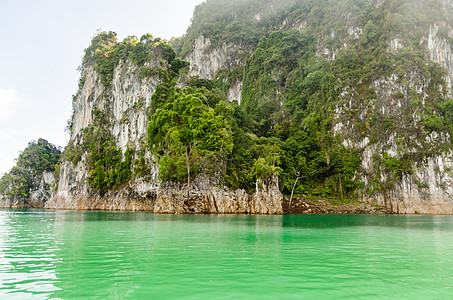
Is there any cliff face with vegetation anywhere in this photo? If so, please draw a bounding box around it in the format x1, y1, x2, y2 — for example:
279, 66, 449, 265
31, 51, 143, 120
43, 31, 283, 213
2, 0, 453, 214
0, 139, 61, 208
175, 0, 453, 214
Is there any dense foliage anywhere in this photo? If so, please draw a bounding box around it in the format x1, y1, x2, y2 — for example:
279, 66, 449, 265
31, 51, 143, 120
0, 139, 61, 199
148, 88, 234, 184
146, 65, 361, 197
82, 31, 176, 88
85, 127, 132, 195
180, 0, 294, 56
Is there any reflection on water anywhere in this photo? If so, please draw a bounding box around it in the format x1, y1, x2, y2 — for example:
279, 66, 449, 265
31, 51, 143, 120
0, 210, 453, 299
0, 210, 60, 299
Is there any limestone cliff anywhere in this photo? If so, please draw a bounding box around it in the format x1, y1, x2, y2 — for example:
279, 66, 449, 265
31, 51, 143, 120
178, 0, 453, 214
50, 59, 162, 211
48, 33, 282, 214
183, 36, 249, 104
317, 1, 453, 214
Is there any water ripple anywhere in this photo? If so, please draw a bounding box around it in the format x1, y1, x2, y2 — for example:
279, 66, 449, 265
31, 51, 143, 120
1, 210, 453, 299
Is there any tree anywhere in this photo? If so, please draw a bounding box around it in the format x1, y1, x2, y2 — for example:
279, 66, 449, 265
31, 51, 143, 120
289, 170, 306, 208
148, 87, 234, 195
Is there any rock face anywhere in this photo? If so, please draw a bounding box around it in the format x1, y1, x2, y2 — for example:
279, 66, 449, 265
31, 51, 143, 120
253, 177, 283, 214
49, 164, 283, 214
184, 36, 247, 105
0, 196, 30, 209
371, 23, 453, 214
185, 36, 247, 80
359, 150, 453, 214
226, 80, 243, 104
153, 177, 282, 214
0, 171, 55, 209
331, 20, 453, 214
29, 172, 55, 207
50, 49, 163, 211
426, 23, 453, 95
51, 60, 162, 211
71, 62, 161, 152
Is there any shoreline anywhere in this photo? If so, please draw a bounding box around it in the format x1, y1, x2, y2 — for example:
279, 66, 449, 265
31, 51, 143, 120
282, 197, 392, 215
0, 198, 392, 215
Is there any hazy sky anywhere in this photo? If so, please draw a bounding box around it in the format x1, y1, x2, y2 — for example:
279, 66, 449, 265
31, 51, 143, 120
0, 0, 205, 175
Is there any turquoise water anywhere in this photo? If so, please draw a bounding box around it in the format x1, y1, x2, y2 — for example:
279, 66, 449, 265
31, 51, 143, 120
0, 210, 452, 299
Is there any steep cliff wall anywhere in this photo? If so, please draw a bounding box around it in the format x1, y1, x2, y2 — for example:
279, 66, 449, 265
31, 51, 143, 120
426, 23, 453, 95
183, 0, 453, 214
183, 36, 249, 104
50, 60, 162, 211
331, 18, 453, 214
365, 21, 453, 214
185, 36, 245, 80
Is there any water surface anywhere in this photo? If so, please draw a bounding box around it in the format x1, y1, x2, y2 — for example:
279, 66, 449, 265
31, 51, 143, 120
0, 210, 452, 299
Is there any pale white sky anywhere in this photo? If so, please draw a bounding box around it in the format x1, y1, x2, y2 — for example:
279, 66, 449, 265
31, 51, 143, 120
0, 0, 204, 175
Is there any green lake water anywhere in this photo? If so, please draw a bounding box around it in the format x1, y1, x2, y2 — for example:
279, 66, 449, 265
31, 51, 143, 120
0, 210, 452, 299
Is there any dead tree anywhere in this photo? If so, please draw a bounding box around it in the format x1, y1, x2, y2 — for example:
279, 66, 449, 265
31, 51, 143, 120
289, 170, 305, 208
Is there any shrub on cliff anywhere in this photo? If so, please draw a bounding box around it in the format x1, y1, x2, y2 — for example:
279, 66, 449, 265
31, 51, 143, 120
82, 31, 177, 88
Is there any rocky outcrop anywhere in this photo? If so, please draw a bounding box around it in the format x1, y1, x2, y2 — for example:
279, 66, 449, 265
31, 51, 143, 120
48, 173, 283, 214
252, 177, 283, 214
154, 181, 250, 214
0, 171, 55, 209
47, 184, 156, 211
52, 57, 160, 210
358, 24, 453, 213
29, 172, 55, 207
425, 23, 453, 95
184, 36, 247, 105
71, 62, 161, 151
71, 67, 105, 139
364, 154, 453, 214
151, 176, 282, 214
154, 178, 283, 214
334, 72, 453, 214
226, 80, 243, 104
0, 196, 30, 209
53, 59, 162, 212
110, 62, 161, 152
184, 36, 247, 80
